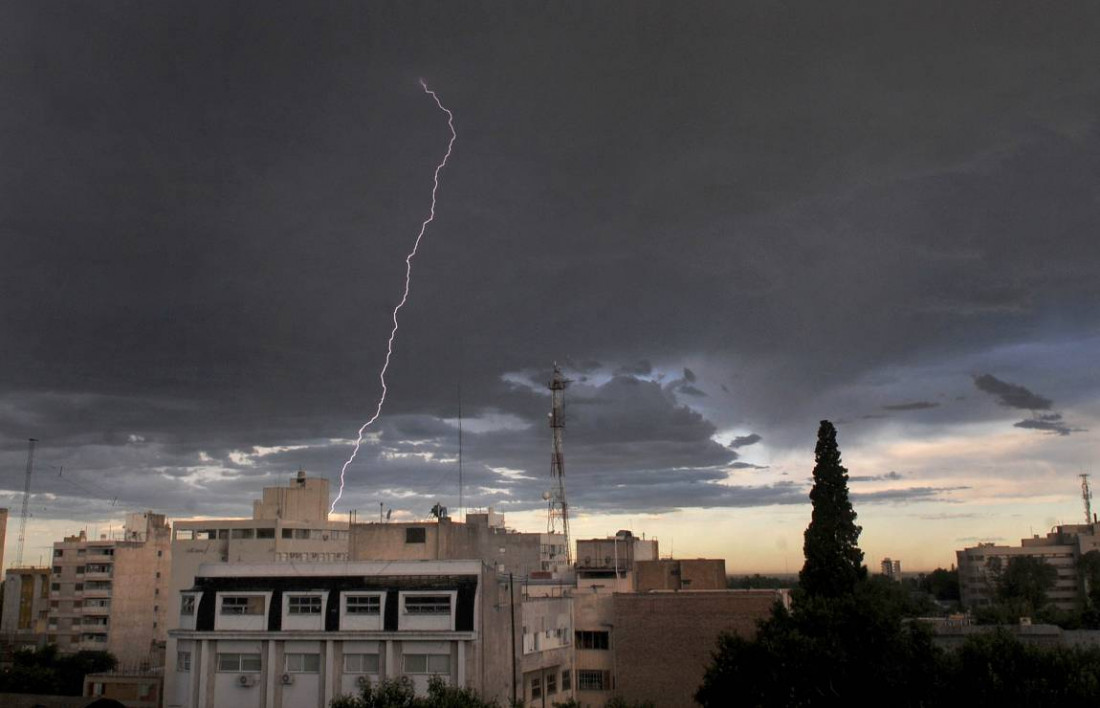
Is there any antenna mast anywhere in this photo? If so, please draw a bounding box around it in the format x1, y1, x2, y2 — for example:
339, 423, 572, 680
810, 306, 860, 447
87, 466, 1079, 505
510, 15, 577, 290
458, 383, 464, 520
1082, 473, 1093, 525
547, 364, 572, 564
16, 438, 37, 568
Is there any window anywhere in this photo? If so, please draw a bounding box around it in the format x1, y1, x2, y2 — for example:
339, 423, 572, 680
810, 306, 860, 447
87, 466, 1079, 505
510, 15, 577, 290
76, 566, 86, 574
547, 672, 557, 695
288, 595, 322, 614
52, 566, 61, 574
217, 653, 262, 672
231, 528, 254, 540
75, 583, 84, 591
404, 654, 450, 674
285, 653, 321, 673
51, 583, 60, 591
531, 677, 542, 699
343, 653, 380, 674
157, 550, 163, 557
282, 529, 293, 539
177, 652, 191, 672
221, 595, 264, 615
575, 630, 610, 650
404, 595, 450, 615
180, 596, 196, 615
256, 528, 275, 539
578, 670, 609, 691
54, 549, 63, 557
405, 527, 426, 544
562, 670, 571, 691
346, 595, 381, 615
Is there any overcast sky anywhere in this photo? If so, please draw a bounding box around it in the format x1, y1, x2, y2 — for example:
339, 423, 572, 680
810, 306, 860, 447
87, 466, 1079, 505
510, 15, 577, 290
3, 1, 1100, 572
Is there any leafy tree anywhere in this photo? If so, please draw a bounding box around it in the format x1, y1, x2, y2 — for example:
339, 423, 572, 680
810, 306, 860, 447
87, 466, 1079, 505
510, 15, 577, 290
918, 567, 960, 602
996, 556, 1058, 615
799, 420, 866, 598
332, 676, 498, 708
0, 645, 117, 696
728, 574, 791, 590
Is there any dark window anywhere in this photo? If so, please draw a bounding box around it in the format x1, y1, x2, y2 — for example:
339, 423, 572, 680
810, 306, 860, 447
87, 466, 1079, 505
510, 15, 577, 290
578, 670, 610, 691
288, 595, 322, 614
221, 596, 264, 615
404, 595, 450, 615
346, 595, 381, 615
562, 670, 571, 691
406, 527, 426, 544
256, 528, 275, 539
282, 529, 294, 539
575, 630, 610, 649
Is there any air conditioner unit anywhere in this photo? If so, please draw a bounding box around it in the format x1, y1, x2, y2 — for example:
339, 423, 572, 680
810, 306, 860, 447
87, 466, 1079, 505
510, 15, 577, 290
237, 675, 256, 687
281, 673, 295, 685
356, 675, 371, 688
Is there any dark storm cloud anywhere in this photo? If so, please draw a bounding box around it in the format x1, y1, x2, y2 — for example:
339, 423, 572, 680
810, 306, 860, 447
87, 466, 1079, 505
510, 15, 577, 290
730, 462, 768, 470
882, 401, 940, 411
851, 486, 969, 503
973, 375, 1053, 410
849, 471, 904, 482
2, 1, 1099, 523
729, 434, 762, 449
615, 360, 653, 376
1013, 417, 1079, 436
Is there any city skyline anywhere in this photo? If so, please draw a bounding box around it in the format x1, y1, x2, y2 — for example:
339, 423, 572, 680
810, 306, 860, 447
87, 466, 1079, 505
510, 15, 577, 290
3, 2, 1100, 573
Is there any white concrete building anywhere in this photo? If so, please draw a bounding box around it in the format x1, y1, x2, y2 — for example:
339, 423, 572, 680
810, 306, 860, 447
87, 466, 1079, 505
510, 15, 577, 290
166, 560, 571, 708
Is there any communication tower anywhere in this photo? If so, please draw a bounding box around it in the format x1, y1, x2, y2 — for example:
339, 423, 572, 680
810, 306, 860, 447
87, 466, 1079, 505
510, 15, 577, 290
1082, 473, 1093, 525
546, 364, 572, 564
16, 438, 37, 568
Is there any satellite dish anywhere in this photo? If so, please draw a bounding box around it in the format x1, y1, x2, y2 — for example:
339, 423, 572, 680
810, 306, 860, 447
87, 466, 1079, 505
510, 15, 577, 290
541, 491, 552, 501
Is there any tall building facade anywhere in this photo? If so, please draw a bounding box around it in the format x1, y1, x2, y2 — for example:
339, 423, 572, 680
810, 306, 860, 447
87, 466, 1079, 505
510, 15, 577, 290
957, 523, 1100, 611
48, 511, 172, 665
1, 566, 50, 649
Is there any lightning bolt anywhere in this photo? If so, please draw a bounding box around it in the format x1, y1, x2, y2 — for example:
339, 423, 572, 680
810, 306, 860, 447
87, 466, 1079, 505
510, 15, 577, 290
330, 79, 456, 513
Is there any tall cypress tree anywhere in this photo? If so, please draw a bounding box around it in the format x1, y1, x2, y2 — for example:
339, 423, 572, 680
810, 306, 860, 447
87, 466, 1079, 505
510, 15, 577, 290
800, 419, 866, 598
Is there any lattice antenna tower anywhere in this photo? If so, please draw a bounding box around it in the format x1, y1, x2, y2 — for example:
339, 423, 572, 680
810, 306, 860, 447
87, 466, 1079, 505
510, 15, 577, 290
16, 438, 37, 568
1082, 473, 1093, 525
546, 363, 572, 564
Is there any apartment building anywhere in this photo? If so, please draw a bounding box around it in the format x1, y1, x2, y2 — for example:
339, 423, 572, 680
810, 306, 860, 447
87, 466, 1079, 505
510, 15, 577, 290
48, 511, 172, 665
166, 560, 573, 708
957, 523, 1100, 611
0, 567, 50, 649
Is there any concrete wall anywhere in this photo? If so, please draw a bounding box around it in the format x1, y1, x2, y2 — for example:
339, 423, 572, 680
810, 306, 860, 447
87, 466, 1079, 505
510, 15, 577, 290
635, 559, 726, 591
0, 508, 7, 573
612, 590, 780, 708
349, 517, 567, 577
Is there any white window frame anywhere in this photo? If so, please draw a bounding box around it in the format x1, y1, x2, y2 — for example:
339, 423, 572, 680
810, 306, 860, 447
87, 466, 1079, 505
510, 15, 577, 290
284, 653, 321, 673
286, 594, 324, 615
343, 653, 380, 674
219, 595, 265, 616
216, 653, 262, 673
344, 593, 382, 616
403, 653, 451, 674
402, 594, 452, 615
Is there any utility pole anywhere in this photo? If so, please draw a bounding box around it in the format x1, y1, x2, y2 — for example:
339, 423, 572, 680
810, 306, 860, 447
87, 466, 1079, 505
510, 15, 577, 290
546, 364, 572, 565
16, 438, 37, 568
